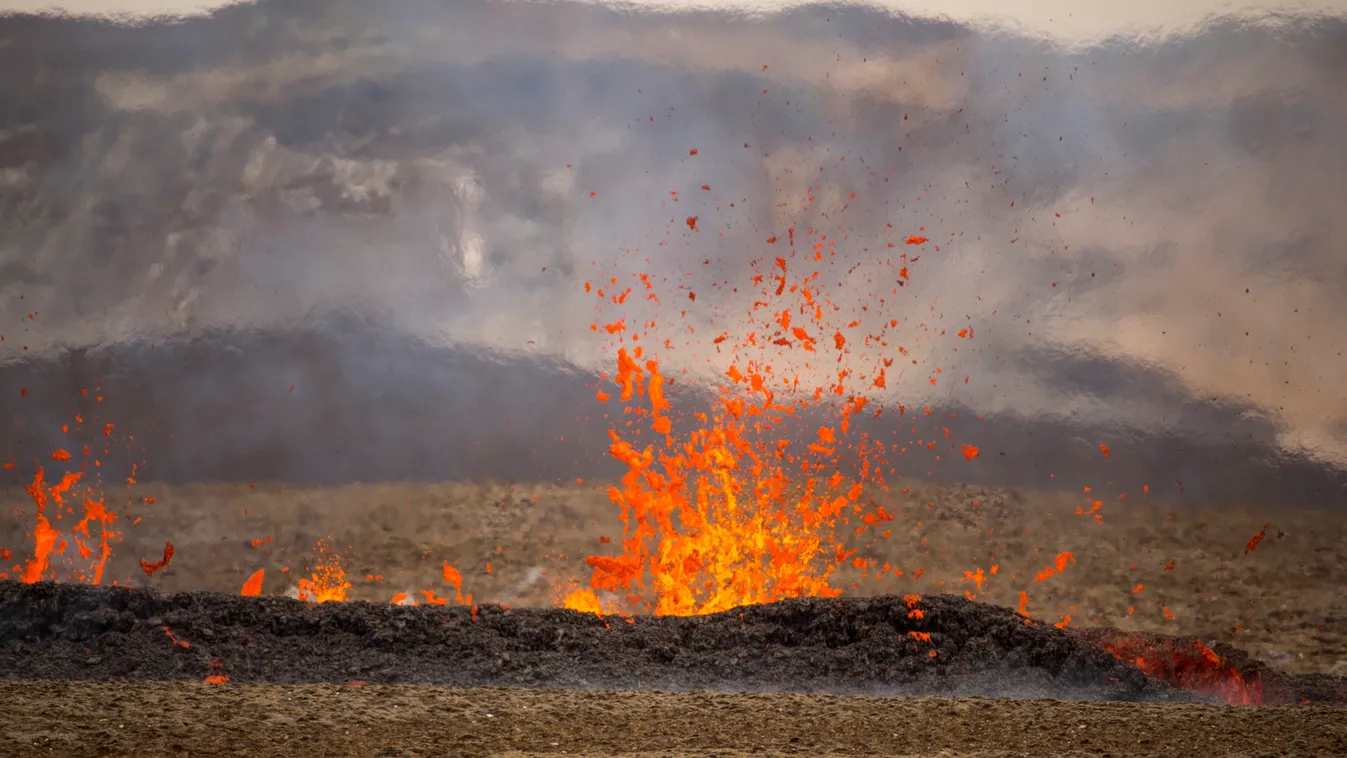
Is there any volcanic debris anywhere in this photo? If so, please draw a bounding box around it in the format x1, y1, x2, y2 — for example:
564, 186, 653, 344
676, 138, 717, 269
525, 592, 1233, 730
0, 580, 1201, 701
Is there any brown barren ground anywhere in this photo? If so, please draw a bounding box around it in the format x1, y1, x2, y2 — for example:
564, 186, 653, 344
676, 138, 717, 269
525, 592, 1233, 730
2, 479, 1341, 674
2, 480, 1347, 757
2, 680, 1346, 758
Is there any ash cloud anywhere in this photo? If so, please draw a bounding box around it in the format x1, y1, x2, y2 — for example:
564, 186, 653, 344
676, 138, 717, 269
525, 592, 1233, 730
0, 0, 1345, 505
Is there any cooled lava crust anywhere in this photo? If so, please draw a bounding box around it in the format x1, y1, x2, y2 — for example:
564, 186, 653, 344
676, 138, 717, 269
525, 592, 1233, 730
0, 580, 1334, 704
0, 581, 1156, 699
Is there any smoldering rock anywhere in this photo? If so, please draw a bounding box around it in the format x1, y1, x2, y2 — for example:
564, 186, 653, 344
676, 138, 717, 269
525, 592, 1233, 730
0, 579, 1202, 702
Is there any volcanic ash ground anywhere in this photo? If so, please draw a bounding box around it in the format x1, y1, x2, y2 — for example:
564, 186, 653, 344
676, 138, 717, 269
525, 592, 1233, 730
0, 580, 1200, 701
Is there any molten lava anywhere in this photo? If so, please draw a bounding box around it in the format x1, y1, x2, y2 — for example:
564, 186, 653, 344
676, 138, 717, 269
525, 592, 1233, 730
566, 231, 936, 616
566, 368, 858, 616
240, 569, 265, 597
295, 539, 351, 603
442, 562, 472, 605
1094, 631, 1263, 705
139, 541, 174, 576
12, 466, 118, 585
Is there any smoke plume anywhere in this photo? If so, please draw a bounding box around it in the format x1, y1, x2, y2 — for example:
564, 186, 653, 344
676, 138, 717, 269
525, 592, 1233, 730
1, 0, 1345, 506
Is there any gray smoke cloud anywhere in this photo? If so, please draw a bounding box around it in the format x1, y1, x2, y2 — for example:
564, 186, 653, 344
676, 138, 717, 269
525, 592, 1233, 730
1, 0, 1345, 503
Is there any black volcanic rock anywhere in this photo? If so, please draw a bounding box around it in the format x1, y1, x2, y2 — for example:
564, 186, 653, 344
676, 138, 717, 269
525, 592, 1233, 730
0, 580, 1193, 702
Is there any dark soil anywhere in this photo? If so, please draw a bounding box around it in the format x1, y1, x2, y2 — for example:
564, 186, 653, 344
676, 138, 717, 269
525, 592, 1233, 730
0, 580, 1191, 701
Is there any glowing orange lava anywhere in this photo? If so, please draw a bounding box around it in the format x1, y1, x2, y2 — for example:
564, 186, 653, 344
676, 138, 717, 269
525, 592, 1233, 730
295, 539, 351, 603
566, 229, 938, 616
442, 562, 472, 605
566, 369, 858, 616
13, 467, 119, 584
1094, 631, 1263, 705
240, 569, 265, 597
139, 541, 174, 576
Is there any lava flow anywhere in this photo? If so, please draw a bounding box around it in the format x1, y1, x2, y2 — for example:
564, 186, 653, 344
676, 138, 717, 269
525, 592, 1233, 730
1091, 631, 1263, 705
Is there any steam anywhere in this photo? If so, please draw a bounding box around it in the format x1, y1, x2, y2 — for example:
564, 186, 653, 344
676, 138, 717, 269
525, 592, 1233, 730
1, 1, 1345, 502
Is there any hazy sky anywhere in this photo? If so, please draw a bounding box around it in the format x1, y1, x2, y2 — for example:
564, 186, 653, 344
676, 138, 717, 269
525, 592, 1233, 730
5, 0, 1347, 42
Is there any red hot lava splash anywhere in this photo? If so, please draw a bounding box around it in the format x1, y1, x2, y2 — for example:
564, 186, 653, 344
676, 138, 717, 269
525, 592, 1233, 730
564, 228, 937, 616
1091, 631, 1262, 705
13, 466, 119, 585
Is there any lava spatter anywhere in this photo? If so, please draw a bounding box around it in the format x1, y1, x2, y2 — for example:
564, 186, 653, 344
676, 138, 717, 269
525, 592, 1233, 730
1084, 630, 1263, 705
15, 466, 119, 585
295, 539, 351, 603
568, 227, 964, 616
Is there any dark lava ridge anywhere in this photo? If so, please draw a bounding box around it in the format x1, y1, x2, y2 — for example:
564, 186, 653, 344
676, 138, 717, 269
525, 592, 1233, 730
0, 581, 1194, 701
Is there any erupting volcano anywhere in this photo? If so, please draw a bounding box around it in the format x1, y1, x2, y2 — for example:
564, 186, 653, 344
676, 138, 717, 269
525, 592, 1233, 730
4, 9, 1347, 757
1, 226, 1323, 709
